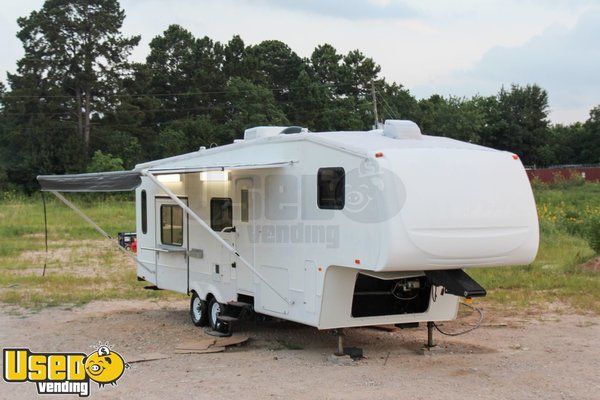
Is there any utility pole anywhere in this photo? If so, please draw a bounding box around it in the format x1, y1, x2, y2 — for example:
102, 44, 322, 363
371, 81, 379, 129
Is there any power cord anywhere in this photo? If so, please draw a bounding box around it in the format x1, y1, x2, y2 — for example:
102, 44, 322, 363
433, 301, 484, 336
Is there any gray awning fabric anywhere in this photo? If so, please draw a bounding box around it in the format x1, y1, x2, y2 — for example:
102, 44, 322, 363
37, 170, 142, 192
36, 160, 297, 192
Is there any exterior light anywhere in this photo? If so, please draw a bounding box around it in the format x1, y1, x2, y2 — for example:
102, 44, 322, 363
157, 174, 181, 183
200, 170, 230, 182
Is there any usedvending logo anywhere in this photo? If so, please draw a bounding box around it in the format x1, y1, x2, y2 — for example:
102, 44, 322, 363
3, 343, 127, 397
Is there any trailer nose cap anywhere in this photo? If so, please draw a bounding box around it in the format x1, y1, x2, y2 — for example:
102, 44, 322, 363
425, 269, 486, 298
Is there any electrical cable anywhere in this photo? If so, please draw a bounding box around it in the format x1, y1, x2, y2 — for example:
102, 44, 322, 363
433, 302, 484, 336
41, 191, 48, 277
376, 90, 399, 120
391, 280, 419, 301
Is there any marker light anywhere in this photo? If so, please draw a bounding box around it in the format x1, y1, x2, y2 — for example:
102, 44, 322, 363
200, 170, 230, 182
157, 174, 181, 183
375, 152, 384, 158
512, 154, 519, 160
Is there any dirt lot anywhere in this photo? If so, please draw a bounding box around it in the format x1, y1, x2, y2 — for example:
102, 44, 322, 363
1, 300, 599, 400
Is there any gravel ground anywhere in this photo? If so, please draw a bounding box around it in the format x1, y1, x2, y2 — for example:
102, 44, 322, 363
1, 300, 598, 400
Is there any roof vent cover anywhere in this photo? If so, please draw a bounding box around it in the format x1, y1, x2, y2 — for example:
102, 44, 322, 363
244, 126, 287, 140
280, 126, 307, 134
383, 120, 422, 140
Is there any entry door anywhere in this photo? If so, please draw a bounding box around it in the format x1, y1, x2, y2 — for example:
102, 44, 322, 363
155, 197, 188, 293
234, 178, 255, 294
211, 197, 234, 284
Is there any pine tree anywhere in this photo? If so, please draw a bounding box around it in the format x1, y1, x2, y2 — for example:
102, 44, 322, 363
10, 0, 139, 154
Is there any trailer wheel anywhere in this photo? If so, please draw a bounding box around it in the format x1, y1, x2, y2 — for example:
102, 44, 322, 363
208, 298, 229, 333
190, 292, 208, 327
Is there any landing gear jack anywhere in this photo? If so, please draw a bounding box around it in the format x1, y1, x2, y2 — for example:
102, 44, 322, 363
420, 321, 443, 354
334, 329, 345, 356
426, 321, 435, 348
329, 329, 363, 362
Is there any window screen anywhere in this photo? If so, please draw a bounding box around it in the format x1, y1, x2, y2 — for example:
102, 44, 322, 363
211, 198, 233, 231
241, 190, 249, 222
317, 167, 345, 209
161, 204, 183, 246
141, 190, 147, 234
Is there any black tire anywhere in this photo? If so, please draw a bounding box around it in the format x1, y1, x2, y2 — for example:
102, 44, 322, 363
190, 292, 208, 327
208, 298, 229, 333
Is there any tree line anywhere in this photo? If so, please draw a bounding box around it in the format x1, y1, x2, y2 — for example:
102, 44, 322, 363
0, 0, 598, 192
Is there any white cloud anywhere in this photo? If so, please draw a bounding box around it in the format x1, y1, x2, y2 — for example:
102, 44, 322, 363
413, 10, 600, 123
240, 0, 417, 20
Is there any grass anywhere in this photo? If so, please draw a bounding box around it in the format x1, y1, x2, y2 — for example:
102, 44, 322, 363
470, 182, 600, 313
0, 193, 183, 309
0, 184, 598, 312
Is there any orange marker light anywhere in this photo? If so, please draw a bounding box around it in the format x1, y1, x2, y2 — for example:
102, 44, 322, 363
355, 259, 361, 265
512, 154, 519, 160
375, 152, 384, 158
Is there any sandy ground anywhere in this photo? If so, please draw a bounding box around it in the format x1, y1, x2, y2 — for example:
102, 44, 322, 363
1, 300, 599, 400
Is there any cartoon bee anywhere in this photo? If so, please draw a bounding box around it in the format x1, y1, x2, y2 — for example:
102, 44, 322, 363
84, 345, 126, 387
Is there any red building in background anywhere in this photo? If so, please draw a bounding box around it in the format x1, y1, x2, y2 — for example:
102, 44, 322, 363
526, 165, 600, 183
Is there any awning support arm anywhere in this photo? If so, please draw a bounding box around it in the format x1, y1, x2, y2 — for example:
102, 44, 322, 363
50, 191, 154, 274
142, 170, 291, 305
52, 191, 112, 239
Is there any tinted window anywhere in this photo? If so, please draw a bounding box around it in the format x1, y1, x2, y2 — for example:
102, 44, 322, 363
161, 204, 183, 246
141, 190, 147, 234
241, 190, 249, 222
211, 198, 233, 231
318, 167, 345, 210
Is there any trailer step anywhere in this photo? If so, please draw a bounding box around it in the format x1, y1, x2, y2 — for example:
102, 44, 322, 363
217, 315, 239, 323
228, 301, 253, 308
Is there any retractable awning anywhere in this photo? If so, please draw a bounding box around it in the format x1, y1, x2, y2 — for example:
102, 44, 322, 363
36, 161, 294, 304
36, 160, 296, 192
37, 170, 142, 192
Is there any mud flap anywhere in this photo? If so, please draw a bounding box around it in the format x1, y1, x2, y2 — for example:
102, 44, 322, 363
425, 269, 486, 298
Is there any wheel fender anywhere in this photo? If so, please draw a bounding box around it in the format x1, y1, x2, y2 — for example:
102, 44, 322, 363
189, 282, 233, 304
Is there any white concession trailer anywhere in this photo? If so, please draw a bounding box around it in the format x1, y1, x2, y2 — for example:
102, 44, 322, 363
38, 120, 539, 339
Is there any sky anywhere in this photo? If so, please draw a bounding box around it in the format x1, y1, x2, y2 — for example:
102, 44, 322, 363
0, 0, 598, 124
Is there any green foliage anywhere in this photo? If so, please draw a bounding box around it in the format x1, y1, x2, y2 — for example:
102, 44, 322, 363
590, 217, 600, 254
87, 150, 124, 172
223, 77, 289, 138
471, 183, 600, 312
416, 95, 485, 142
0, 0, 139, 191
549, 171, 586, 189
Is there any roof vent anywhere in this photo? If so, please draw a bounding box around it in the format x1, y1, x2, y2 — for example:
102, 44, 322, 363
244, 126, 287, 140
280, 126, 307, 134
383, 120, 422, 140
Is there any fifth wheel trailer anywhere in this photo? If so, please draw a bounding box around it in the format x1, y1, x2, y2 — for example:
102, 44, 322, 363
37, 120, 539, 336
